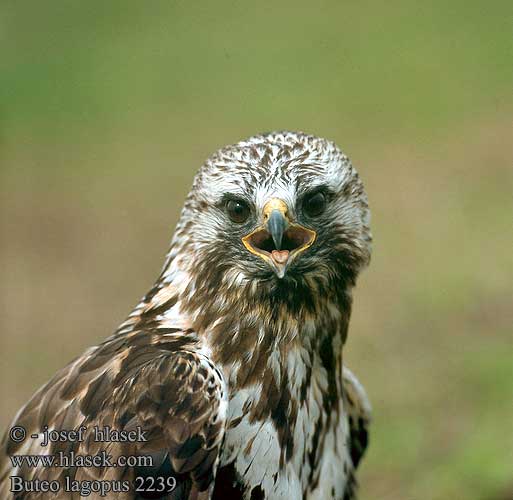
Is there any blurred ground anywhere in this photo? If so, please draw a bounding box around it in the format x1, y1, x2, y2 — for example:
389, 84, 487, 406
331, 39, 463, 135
1, 2, 512, 499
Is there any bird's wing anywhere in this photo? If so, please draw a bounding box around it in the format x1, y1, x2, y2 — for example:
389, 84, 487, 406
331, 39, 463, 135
342, 366, 371, 469
0, 330, 227, 499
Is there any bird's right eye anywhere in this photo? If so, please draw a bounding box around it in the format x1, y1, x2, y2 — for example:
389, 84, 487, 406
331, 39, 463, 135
226, 199, 251, 223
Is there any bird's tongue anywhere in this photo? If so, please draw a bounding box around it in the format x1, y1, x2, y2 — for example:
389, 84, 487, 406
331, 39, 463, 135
271, 249, 289, 264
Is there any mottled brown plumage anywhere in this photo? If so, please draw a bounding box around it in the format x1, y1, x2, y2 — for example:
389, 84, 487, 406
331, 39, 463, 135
0, 131, 372, 499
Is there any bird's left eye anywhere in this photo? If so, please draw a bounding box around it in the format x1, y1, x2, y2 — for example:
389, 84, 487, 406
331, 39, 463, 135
226, 199, 251, 223
303, 191, 327, 217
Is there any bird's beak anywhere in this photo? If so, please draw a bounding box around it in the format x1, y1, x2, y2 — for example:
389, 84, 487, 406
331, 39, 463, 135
242, 198, 316, 278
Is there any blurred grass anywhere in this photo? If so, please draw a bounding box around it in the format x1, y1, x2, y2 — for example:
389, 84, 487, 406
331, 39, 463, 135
1, 2, 512, 499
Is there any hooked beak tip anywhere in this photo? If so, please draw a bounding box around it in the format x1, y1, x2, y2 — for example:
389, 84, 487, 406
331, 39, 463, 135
267, 209, 288, 251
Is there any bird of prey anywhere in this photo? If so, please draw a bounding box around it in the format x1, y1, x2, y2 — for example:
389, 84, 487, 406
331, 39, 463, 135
0, 131, 372, 499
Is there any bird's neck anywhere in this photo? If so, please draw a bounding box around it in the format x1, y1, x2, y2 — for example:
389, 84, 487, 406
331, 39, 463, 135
124, 251, 352, 386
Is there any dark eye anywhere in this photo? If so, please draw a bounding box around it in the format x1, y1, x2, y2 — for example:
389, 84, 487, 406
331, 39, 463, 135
303, 191, 327, 217
226, 199, 251, 223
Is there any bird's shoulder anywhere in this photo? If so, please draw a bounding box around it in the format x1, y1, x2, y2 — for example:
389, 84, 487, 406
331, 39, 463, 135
0, 328, 228, 499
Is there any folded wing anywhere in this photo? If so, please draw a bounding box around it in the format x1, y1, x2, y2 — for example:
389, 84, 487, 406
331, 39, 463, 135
0, 330, 227, 500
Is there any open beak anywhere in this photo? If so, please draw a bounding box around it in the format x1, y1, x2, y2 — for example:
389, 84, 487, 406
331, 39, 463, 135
242, 198, 316, 278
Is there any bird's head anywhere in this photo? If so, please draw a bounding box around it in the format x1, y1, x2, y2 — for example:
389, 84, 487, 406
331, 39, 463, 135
169, 131, 371, 303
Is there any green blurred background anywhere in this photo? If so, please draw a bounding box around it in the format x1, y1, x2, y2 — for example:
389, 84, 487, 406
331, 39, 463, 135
1, 2, 512, 499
